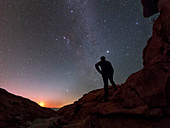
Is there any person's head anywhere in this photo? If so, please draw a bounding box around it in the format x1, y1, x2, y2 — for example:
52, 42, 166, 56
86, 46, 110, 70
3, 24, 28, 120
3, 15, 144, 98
100, 56, 106, 61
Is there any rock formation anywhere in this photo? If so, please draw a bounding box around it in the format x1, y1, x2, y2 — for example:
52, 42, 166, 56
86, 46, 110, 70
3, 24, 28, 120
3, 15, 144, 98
0, 88, 57, 128
141, 0, 159, 17
54, 0, 170, 127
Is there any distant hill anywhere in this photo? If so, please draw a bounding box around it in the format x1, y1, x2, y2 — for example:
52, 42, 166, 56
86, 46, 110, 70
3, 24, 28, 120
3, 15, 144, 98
0, 88, 57, 128
51, 108, 60, 111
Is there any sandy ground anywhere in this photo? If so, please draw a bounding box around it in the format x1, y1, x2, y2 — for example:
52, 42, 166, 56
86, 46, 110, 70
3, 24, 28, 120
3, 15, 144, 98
28, 117, 58, 128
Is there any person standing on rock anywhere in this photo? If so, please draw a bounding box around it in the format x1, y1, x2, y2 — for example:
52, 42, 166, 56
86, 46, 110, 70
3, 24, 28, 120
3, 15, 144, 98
95, 56, 118, 101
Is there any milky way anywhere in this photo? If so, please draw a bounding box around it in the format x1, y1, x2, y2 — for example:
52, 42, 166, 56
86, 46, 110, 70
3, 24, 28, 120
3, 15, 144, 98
0, 0, 158, 107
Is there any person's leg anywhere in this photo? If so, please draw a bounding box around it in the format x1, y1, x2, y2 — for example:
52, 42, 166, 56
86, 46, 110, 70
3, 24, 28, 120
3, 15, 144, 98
102, 76, 108, 101
108, 76, 118, 91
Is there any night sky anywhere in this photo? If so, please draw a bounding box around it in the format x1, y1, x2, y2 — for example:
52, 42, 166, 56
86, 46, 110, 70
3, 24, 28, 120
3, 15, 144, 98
0, 0, 157, 107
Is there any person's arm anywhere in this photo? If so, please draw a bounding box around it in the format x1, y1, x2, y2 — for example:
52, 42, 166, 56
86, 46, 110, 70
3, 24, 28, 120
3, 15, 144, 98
95, 62, 102, 74
110, 62, 114, 73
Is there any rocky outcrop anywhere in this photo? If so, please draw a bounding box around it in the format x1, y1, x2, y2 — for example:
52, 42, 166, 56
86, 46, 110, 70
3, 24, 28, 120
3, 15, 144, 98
0, 88, 57, 128
55, 0, 170, 127
141, 0, 159, 17
143, 0, 170, 66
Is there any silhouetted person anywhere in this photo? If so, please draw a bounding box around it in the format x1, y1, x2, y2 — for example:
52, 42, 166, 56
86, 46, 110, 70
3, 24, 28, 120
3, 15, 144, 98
95, 56, 117, 102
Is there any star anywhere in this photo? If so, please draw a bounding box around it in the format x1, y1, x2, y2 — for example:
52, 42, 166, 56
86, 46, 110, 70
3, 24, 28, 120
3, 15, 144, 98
66, 39, 70, 45
66, 71, 71, 75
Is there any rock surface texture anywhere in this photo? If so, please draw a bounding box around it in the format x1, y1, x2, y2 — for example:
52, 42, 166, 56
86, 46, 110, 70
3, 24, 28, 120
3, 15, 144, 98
55, 0, 170, 127
0, 88, 57, 128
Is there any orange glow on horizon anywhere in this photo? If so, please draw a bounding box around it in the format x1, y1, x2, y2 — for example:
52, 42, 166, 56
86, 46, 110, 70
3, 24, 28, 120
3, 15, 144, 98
2, 86, 76, 108
36, 100, 74, 108
39, 102, 45, 107
36, 100, 63, 108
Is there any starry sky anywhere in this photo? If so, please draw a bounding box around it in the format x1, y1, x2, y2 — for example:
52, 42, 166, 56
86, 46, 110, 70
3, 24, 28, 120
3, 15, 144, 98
0, 0, 158, 107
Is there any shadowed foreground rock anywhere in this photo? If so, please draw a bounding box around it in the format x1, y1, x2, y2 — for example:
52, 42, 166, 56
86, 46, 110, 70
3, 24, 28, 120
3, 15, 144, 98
141, 0, 159, 17
54, 0, 170, 127
0, 88, 57, 128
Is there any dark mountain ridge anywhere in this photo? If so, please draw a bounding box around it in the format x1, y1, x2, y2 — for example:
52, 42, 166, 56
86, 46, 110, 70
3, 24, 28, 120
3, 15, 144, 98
0, 88, 57, 128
